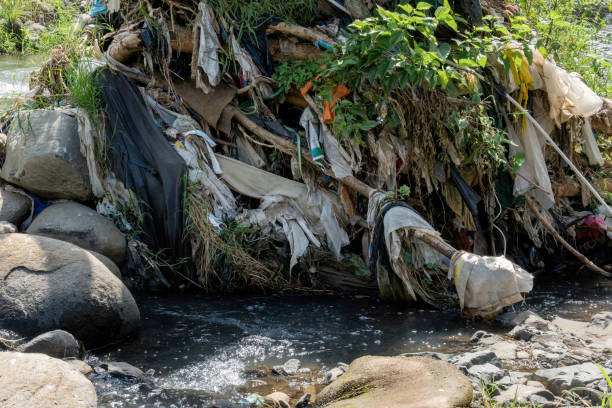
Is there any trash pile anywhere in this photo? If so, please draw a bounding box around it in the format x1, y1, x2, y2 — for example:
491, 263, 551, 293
3, 0, 611, 317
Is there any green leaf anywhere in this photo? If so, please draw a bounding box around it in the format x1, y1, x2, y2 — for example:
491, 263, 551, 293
477, 55, 487, 68
458, 58, 480, 67
437, 42, 451, 59
417, 2, 432, 10
437, 69, 448, 88
398, 3, 414, 14
359, 120, 379, 130
511, 152, 525, 174
443, 15, 458, 31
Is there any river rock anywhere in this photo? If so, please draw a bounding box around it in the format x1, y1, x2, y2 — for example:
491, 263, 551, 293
0, 233, 140, 346
65, 359, 93, 376
99, 361, 148, 382
273, 358, 301, 376
27, 201, 126, 264
448, 350, 500, 369
0, 351, 97, 407
89, 250, 121, 278
495, 383, 555, 407
0, 221, 16, 233
534, 362, 612, 396
317, 356, 473, 408
1, 110, 92, 201
466, 363, 507, 383
0, 132, 6, 158
16, 329, 80, 359
0, 187, 30, 226
264, 391, 291, 408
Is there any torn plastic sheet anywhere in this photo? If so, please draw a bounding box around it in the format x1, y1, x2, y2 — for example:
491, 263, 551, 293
235, 132, 266, 169
449, 251, 533, 317
192, 2, 222, 94
183, 130, 222, 175
582, 118, 604, 167
508, 120, 555, 210
299, 108, 353, 178
369, 200, 445, 302
542, 59, 603, 126
141, 90, 201, 134
215, 154, 349, 264
173, 139, 236, 219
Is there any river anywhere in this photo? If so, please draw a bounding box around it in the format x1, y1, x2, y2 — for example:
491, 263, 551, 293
87, 279, 611, 408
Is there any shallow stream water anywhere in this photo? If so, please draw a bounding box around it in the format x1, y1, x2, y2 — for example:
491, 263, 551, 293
88, 278, 611, 408
0, 54, 41, 114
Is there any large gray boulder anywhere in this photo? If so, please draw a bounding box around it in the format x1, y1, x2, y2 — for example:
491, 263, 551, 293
1, 110, 91, 201
27, 201, 126, 264
0, 233, 139, 346
0, 351, 97, 408
0, 187, 30, 226
317, 356, 473, 408
16, 330, 80, 359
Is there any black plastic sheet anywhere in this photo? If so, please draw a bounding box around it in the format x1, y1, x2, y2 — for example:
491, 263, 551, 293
98, 69, 187, 258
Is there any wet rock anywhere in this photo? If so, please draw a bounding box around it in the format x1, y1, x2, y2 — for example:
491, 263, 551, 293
0, 351, 97, 407
16, 329, 80, 359
264, 391, 290, 408
495, 383, 555, 407
466, 363, 506, 383
324, 363, 349, 384
508, 326, 534, 341
0, 132, 6, 158
534, 362, 612, 396
27, 201, 126, 264
295, 392, 311, 408
497, 310, 542, 328
1, 110, 92, 201
448, 350, 500, 369
317, 356, 473, 408
402, 351, 452, 361
297, 367, 311, 374
0, 187, 30, 226
65, 359, 93, 376
273, 358, 301, 376
0, 233, 140, 347
99, 361, 148, 382
0, 221, 16, 233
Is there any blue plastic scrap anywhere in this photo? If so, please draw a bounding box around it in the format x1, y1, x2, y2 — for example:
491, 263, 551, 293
89, 0, 107, 17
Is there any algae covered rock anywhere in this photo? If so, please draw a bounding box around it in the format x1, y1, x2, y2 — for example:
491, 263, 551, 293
1, 109, 92, 201
27, 201, 127, 264
0, 351, 97, 408
0, 233, 139, 347
317, 355, 473, 408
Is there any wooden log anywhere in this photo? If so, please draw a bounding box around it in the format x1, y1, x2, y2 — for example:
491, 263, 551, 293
268, 38, 323, 62
107, 31, 143, 63
266, 22, 334, 46
227, 106, 374, 198
525, 195, 611, 277
107, 25, 194, 63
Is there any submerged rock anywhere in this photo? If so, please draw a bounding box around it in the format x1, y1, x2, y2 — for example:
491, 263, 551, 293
0, 188, 30, 227
1, 109, 92, 201
27, 201, 127, 264
99, 361, 148, 382
0, 351, 97, 408
0, 233, 140, 346
317, 356, 473, 408
16, 329, 80, 359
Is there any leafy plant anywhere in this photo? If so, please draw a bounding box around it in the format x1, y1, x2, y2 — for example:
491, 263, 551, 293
271, 58, 323, 102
